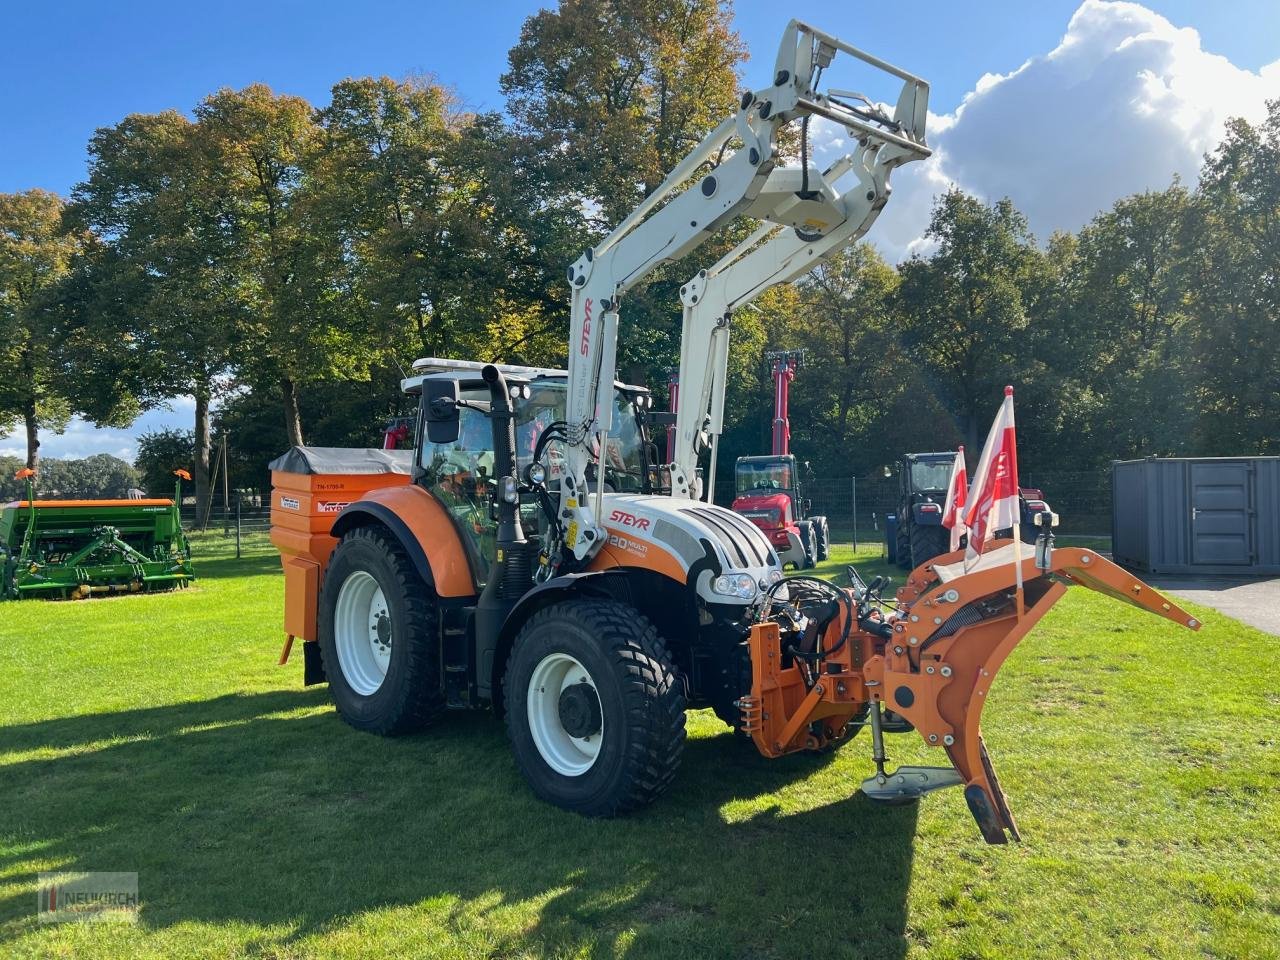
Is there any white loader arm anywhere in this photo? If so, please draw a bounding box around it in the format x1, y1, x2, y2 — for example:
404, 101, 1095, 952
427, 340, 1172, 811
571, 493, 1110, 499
670, 124, 927, 499
558, 19, 929, 564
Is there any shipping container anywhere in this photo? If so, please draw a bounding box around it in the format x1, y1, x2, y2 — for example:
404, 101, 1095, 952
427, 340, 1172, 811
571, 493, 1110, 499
1111, 457, 1280, 575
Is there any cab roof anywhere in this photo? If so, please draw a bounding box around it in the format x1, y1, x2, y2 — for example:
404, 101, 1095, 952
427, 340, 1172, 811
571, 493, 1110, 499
402, 356, 649, 396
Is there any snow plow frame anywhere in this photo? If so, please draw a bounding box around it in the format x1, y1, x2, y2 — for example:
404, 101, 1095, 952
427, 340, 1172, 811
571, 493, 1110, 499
740, 540, 1200, 843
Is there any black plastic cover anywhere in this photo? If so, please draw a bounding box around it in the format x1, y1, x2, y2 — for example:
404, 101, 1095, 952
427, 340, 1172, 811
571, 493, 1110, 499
267, 446, 414, 476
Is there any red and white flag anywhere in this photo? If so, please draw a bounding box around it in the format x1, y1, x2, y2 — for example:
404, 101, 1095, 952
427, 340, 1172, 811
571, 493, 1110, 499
963, 387, 1020, 571
941, 446, 968, 552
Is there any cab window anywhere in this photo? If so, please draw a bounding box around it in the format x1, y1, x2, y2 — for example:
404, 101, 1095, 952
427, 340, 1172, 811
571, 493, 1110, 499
419, 386, 497, 583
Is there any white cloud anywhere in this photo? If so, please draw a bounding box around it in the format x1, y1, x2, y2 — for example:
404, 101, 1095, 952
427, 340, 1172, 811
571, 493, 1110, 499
819, 0, 1280, 262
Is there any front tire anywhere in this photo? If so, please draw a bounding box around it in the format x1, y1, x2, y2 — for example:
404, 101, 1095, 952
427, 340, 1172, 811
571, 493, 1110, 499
811, 516, 830, 561
504, 599, 686, 816
895, 523, 911, 569
797, 520, 816, 569
318, 525, 445, 736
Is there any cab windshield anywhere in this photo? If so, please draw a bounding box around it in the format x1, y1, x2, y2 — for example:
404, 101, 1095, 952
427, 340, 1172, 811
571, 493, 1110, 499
909, 460, 953, 493
516, 380, 647, 494
736, 459, 793, 494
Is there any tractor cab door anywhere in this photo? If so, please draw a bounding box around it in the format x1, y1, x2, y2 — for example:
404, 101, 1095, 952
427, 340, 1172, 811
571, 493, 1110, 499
418, 385, 498, 587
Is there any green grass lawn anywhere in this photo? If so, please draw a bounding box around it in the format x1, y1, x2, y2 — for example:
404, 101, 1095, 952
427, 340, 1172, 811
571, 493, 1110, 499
1, 532, 1278, 959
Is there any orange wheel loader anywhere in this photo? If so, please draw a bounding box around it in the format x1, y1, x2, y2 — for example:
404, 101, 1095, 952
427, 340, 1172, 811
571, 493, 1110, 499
268, 22, 1199, 841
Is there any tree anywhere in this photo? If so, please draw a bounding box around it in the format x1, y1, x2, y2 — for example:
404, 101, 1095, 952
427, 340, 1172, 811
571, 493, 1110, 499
501, 0, 748, 391
196, 83, 369, 448
787, 245, 923, 474
311, 78, 579, 372
1186, 101, 1280, 454
0, 190, 137, 472
503, 0, 747, 225
0, 454, 138, 499
135, 429, 195, 497
70, 110, 240, 522
896, 191, 1046, 452
1063, 185, 1195, 460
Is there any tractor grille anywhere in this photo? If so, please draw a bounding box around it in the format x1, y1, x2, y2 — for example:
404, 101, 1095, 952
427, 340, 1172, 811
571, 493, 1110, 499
679, 506, 773, 568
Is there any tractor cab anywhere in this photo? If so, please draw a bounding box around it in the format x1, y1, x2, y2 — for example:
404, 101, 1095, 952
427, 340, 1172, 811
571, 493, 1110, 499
405, 359, 659, 589
731, 454, 828, 569
900, 452, 953, 502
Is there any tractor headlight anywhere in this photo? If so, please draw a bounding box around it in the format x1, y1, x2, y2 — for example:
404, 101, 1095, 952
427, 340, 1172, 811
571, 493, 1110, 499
766, 568, 784, 586
500, 476, 519, 504
526, 461, 547, 486
712, 572, 758, 600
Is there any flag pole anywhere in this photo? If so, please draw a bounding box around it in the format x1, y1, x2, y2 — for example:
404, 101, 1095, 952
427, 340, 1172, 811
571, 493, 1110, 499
1007, 385, 1024, 618
1012, 518, 1024, 618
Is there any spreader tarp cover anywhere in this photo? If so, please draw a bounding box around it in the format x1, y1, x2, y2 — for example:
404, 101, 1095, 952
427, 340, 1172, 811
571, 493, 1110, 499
268, 446, 414, 476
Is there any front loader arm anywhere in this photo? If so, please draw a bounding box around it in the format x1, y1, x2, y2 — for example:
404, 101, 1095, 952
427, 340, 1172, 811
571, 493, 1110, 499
670, 110, 930, 500
556, 20, 929, 561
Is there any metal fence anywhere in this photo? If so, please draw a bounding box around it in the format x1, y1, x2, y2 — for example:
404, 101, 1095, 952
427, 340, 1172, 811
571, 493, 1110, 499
180, 501, 272, 537
714, 470, 1113, 546
184, 469, 1113, 554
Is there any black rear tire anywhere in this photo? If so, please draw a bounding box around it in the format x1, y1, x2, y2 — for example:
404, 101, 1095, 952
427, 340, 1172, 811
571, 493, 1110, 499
909, 524, 950, 570
504, 599, 686, 816
318, 525, 445, 736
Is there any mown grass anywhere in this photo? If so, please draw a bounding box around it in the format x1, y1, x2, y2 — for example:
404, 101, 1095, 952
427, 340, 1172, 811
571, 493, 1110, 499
1, 531, 1277, 959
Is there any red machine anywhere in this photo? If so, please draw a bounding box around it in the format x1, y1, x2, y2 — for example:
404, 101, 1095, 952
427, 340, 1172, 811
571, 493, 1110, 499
731, 351, 829, 568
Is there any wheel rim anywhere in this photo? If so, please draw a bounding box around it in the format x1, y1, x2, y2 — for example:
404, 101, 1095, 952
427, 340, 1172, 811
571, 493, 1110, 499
334, 570, 391, 696
527, 652, 603, 776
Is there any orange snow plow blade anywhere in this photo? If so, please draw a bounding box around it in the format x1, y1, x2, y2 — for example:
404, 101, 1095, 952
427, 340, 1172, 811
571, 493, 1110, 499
741, 540, 1200, 843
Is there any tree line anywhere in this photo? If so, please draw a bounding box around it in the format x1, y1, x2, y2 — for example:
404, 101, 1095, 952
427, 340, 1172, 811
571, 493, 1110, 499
1, 0, 1276, 518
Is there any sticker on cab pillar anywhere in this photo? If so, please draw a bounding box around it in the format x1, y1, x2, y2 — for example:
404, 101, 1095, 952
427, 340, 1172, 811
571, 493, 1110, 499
280, 496, 301, 511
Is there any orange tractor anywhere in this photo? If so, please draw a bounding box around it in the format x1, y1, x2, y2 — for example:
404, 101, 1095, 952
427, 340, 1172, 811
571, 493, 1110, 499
270, 358, 1199, 843
268, 23, 1199, 841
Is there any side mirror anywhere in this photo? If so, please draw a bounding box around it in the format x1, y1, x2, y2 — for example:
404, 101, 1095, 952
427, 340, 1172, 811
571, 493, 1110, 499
424, 379, 461, 445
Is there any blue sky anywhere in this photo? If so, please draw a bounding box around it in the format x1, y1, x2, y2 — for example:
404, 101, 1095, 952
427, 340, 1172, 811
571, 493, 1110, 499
2, 1, 1278, 461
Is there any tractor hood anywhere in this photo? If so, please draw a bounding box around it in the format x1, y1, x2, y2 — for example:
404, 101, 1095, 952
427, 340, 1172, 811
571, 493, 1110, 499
594, 494, 781, 605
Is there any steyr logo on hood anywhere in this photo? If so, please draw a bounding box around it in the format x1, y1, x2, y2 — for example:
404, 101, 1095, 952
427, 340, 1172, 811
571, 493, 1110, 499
608, 508, 651, 532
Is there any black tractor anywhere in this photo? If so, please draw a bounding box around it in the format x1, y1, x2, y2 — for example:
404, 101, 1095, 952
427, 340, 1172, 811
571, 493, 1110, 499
887, 451, 1056, 570
888, 452, 954, 570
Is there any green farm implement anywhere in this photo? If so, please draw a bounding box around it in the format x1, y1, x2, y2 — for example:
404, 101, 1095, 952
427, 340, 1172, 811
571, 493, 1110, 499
0, 469, 195, 601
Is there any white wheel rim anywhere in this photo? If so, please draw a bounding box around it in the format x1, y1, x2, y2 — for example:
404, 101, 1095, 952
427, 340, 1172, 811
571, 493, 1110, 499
527, 653, 603, 776
334, 570, 391, 696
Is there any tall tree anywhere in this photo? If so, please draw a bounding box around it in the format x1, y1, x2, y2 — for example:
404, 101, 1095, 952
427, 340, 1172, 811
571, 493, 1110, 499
196, 84, 363, 447
311, 78, 579, 371
896, 191, 1046, 451
70, 110, 239, 520
1186, 101, 1280, 454
787, 245, 917, 473
1064, 185, 1195, 459
0, 190, 134, 471
503, 0, 747, 225
502, 0, 748, 389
